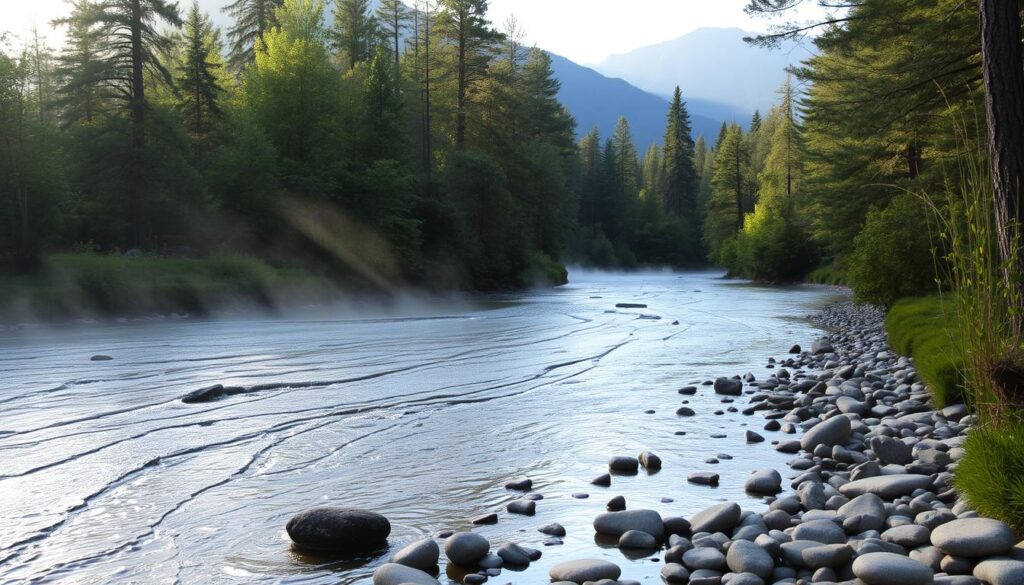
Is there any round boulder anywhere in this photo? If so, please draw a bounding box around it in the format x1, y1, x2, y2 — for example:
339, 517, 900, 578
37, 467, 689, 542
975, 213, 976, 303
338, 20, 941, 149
392, 538, 439, 571
286, 507, 390, 552
444, 532, 489, 566
852, 552, 934, 585
372, 563, 440, 585
931, 518, 1017, 557
593, 509, 665, 539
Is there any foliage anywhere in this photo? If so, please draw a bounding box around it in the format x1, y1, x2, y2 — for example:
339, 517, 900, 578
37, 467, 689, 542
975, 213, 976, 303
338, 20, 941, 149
847, 193, 937, 307
955, 420, 1024, 534
886, 296, 964, 409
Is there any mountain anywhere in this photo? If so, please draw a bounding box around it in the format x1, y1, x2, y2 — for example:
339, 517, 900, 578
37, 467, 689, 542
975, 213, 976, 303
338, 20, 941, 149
595, 27, 806, 114
548, 52, 723, 149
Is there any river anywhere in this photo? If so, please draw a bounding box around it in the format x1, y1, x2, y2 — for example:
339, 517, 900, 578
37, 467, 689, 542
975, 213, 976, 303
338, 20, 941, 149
0, 270, 846, 584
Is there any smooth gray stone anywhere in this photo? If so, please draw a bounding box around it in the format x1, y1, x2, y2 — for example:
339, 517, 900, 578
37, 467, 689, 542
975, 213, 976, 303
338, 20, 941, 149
444, 532, 489, 565
871, 435, 913, 465
715, 377, 743, 395
548, 559, 621, 582
593, 509, 665, 538
682, 546, 727, 571
392, 539, 439, 571
839, 474, 933, 499
852, 552, 933, 585
639, 450, 662, 469
800, 543, 852, 569
780, 540, 822, 569
286, 507, 390, 552
745, 469, 782, 494
689, 502, 742, 534
618, 529, 657, 549
812, 340, 835, 355
477, 552, 502, 568
506, 499, 536, 516
792, 519, 846, 544
908, 545, 944, 571
932, 518, 1017, 557
609, 455, 639, 472
725, 539, 774, 579
974, 557, 1024, 584
838, 493, 887, 532
495, 542, 532, 566
689, 471, 720, 486
661, 562, 691, 583
882, 524, 931, 548
372, 563, 440, 585
727, 573, 765, 585
800, 415, 852, 451
539, 522, 566, 536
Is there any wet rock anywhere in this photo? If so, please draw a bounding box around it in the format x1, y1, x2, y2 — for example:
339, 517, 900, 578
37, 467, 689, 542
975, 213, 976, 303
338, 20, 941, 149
638, 450, 662, 469
679, 386, 698, 395
789, 344, 801, 354
593, 509, 665, 539
181, 384, 245, 404
606, 495, 626, 511
539, 522, 566, 537
811, 340, 835, 355
506, 499, 535, 516
677, 406, 696, 416
973, 557, 1024, 584
744, 469, 782, 494
792, 519, 846, 544
496, 542, 532, 566
609, 456, 639, 473
392, 539, 440, 571
372, 563, 440, 585
870, 436, 913, 465
472, 513, 497, 525
852, 551, 933, 585
745, 430, 765, 443
714, 377, 743, 396
800, 543, 852, 569
286, 507, 390, 552
687, 471, 720, 486
444, 532, 490, 566
591, 473, 611, 486
726, 539, 774, 579
504, 478, 532, 491
932, 518, 1017, 557
615, 303, 648, 309
90, 354, 113, 361
618, 529, 658, 549
548, 559, 621, 582
661, 563, 691, 583
689, 502, 741, 534
682, 546, 727, 571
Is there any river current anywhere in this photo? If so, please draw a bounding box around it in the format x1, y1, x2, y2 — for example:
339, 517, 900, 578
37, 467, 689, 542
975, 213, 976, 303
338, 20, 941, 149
0, 270, 845, 584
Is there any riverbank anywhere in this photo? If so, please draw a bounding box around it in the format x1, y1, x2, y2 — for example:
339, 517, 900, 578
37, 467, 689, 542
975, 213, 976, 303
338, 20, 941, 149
343, 300, 1023, 585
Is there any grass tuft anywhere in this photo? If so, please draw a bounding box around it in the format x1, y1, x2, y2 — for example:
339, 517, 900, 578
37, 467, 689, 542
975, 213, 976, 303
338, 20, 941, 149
885, 296, 964, 408
955, 420, 1024, 534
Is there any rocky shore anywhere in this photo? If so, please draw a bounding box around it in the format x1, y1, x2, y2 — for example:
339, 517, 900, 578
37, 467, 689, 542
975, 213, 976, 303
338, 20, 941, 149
287, 301, 1024, 585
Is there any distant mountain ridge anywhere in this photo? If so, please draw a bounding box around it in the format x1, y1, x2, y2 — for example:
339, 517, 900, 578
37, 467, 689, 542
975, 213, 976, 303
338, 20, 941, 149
595, 27, 807, 113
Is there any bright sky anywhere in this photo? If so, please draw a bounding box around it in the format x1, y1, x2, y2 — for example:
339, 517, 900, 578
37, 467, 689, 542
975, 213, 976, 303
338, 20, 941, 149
2, 0, 828, 65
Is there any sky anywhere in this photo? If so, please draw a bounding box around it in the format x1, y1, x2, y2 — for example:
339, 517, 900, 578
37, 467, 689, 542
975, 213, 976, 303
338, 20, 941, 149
2, 0, 829, 65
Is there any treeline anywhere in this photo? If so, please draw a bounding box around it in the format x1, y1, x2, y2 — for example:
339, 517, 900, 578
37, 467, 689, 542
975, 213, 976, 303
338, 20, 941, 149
0, 0, 709, 291
698, 0, 989, 303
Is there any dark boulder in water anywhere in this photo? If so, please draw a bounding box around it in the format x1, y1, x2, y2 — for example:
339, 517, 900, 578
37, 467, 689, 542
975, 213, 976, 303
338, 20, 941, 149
286, 507, 391, 552
90, 355, 113, 361
180, 384, 247, 404
615, 303, 648, 309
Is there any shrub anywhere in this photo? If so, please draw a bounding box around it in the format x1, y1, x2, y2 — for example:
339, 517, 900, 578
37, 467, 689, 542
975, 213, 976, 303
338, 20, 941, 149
729, 215, 817, 282
955, 420, 1024, 534
807, 263, 847, 285
524, 252, 568, 287
847, 193, 937, 307
885, 296, 964, 408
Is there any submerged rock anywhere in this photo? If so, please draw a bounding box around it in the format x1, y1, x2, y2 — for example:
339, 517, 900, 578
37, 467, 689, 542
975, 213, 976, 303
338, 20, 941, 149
392, 539, 439, 571
549, 559, 621, 582
372, 563, 440, 585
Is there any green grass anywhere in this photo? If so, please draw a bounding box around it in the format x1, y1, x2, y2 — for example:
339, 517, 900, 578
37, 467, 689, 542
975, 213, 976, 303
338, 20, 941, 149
806, 263, 848, 286
955, 420, 1024, 534
0, 253, 332, 322
885, 296, 965, 408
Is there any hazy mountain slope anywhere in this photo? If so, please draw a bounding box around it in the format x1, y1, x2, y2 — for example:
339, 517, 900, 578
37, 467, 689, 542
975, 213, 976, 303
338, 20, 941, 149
595, 27, 805, 113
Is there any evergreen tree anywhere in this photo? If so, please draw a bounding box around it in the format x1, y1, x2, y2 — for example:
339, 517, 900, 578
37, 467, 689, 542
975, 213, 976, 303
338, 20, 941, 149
578, 127, 602, 227
705, 124, 749, 261
661, 86, 698, 220
175, 2, 224, 146
436, 0, 503, 149
362, 46, 404, 160
332, 0, 377, 70
715, 121, 729, 148
641, 144, 663, 199
611, 117, 639, 197
52, 0, 109, 125
375, 0, 410, 67
224, 0, 283, 71
750, 109, 762, 133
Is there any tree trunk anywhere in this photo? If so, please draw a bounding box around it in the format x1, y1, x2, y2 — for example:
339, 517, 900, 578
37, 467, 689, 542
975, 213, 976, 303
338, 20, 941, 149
129, 0, 146, 249
980, 0, 1024, 284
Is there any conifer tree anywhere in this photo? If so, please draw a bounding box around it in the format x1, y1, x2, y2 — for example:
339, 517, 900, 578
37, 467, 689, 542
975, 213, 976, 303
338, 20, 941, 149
661, 86, 698, 220
704, 124, 749, 260
224, 0, 283, 71
375, 0, 410, 67
611, 117, 639, 197
53, 0, 108, 125
750, 109, 762, 133
176, 2, 224, 145
332, 0, 377, 70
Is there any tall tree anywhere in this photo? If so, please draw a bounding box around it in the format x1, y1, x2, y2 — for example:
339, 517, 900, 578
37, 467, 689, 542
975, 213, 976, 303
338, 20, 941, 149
332, 0, 376, 70
661, 86, 698, 220
223, 0, 283, 71
53, 0, 107, 125
705, 124, 749, 260
979, 0, 1024, 290
88, 0, 182, 247
375, 0, 409, 67
175, 1, 224, 146
611, 116, 639, 197
436, 0, 502, 149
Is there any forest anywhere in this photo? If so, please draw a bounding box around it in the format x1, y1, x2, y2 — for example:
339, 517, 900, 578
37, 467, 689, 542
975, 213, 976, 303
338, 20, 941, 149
0, 0, 716, 296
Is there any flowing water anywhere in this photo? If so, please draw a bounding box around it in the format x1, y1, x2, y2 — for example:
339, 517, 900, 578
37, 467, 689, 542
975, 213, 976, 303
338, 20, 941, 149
0, 270, 846, 584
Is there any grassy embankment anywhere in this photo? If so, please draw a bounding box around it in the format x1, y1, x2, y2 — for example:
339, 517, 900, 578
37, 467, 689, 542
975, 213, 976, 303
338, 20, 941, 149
884, 296, 964, 409
0, 253, 335, 323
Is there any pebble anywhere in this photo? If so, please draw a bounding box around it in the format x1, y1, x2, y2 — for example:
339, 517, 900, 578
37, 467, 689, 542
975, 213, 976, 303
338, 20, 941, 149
372, 563, 440, 585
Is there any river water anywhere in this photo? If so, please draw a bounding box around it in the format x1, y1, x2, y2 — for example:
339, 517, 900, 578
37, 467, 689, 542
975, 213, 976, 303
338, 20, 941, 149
0, 270, 845, 584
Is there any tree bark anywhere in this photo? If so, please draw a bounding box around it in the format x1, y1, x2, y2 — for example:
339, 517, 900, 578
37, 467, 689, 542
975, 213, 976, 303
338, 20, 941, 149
980, 0, 1024, 282
129, 0, 146, 249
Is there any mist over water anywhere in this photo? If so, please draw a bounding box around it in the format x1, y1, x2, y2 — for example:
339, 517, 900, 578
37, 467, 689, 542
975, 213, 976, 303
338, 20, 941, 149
0, 270, 846, 584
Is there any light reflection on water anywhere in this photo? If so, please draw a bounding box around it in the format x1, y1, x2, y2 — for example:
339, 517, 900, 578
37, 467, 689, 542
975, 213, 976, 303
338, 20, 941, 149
0, 270, 846, 584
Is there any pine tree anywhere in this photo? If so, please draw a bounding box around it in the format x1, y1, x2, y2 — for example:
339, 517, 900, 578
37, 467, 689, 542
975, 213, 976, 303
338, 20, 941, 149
750, 109, 762, 133
53, 0, 108, 125
705, 124, 749, 261
224, 0, 283, 71
661, 86, 698, 219
375, 0, 410, 67
611, 117, 639, 197
715, 121, 729, 148
332, 0, 377, 70
641, 144, 663, 198
363, 46, 404, 159
436, 0, 503, 149
176, 2, 224, 145
578, 128, 602, 227
88, 0, 182, 247
694, 134, 707, 179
